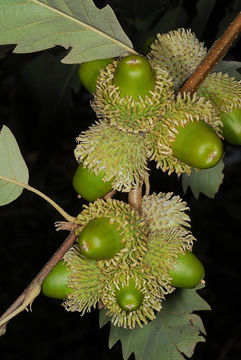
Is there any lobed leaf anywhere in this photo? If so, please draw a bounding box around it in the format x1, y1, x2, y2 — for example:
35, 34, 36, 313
182, 160, 224, 199
0, 0, 134, 64
100, 285, 210, 360
0, 125, 29, 206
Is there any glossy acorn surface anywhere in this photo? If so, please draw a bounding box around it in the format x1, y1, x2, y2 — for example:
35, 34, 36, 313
172, 120, 223, 169
41, 260, 73, 299
72, 163, 113, 202
169, 250, 205, 288
113, 55, 155, 100
78, 58, 114, 94
78, 217, 124, 260
220, 108, 241, 145
116, 280, 144, 312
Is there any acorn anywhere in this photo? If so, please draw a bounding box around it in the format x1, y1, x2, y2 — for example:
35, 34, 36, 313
75, 198, 148, 269
143, 226, 195, 292
148, 93, 223, 175
147, 28, 207, 90
197, 72, 241, 145
92, 55, 173, 133
74, 119, 150, 192
101, 267, 163, 329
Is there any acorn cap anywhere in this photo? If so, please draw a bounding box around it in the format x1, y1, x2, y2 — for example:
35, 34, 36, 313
91, 59, 174, 133
63, 245, 104, 314
74, 120, 150, 192
101, 267, 163, 329
75, 198, 148, 270
143, 227, 195, 292
197, 72, 241, 114
148, 92, 223, 175
147, 28, 207, 90
142, 192, 191, 231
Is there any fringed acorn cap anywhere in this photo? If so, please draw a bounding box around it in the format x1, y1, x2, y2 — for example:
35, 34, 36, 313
75, 198, 148, 270
148, 92, 222, 175
91, 60, 174, 133
74, 120, 150, 192
101, 266, 163, 329
197, 72, 241, 114
142, 192, 191, 231
147, 28, 207, 90
63, 246, 104, 314
143, 227, 195, 292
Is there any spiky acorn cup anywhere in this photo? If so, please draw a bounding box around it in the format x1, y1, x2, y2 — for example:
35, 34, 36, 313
75, 198, 148, 270
62, 199, 154, 326
142, 193, 195, 291
142, 192, 191, 231
101, 266, 163, 329
91, 58, 174, 133
74, 120, 150, 191
197, 72, 241, 144
143, 227, 195, 292
147, 28, 207, 91
148, 93, 223, 175
63, 246, 104, 314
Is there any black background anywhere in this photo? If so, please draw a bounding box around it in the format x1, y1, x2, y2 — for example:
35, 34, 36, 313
1, 1, 241, 359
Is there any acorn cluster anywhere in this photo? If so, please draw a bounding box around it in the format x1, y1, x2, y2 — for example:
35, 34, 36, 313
42, 28, 241, 329
43, 194, 204, 329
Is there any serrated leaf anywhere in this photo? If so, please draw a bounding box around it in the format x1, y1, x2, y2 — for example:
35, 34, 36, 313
0, 125, 29, 206
213, 60, 241, 81
100, 285, 210, 360
0, 0, 134, 64
182, 160, 224, 199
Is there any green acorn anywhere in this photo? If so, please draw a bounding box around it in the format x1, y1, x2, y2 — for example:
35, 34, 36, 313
143, 226, 195, 292
142, 192, 191, 231
75, 198, 148, 269
72, 162, 114, 202
92, 56, 173, 133
101, 267, 163, 329
112, 54, 156, 99
169, 250, 205, 288
78, 58, 114, 94
74, 120, 150, 192
147, 28, 207, 90
197, 72, 241, 145
148, 93, 223, 175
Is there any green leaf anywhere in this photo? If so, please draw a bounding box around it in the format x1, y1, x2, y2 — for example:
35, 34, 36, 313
182, 160, 224, 199
0, 0, 134, 64
0, 125, 29, 206
100, 285, 210, 360
213, 60, 241, 81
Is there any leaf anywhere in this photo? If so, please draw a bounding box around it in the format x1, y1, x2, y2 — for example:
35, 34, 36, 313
100, 285, 210, 360
0, 0, 134, 64
0, 125, 29, 206
182, 160, 224, 199
213, 60, 241, 81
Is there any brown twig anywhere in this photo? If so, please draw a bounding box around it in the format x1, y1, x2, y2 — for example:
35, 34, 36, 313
179, 11, 241, 95
128, 183, 143, 214
0, 230, 77, 335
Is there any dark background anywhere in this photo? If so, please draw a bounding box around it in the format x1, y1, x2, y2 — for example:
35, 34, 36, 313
1, 0, 241, 359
